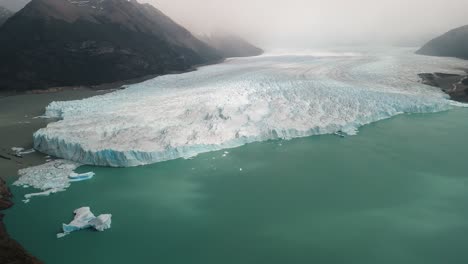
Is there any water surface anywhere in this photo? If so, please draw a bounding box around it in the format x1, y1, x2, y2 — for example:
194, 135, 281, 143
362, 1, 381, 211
6, 108, 468, 264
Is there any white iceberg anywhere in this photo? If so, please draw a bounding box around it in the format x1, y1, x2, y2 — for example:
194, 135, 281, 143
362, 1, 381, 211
68, 172, 95, 182
33, 48, 468, 167
89, 214, 112, 232
11, 147, 35, 156
58, 207, 112, 238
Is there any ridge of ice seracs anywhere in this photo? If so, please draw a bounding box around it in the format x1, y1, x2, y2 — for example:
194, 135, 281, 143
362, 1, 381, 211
34, 48, 468, 167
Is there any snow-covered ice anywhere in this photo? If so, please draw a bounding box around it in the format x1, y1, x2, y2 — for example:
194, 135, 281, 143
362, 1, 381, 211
33, 48, 468, 167
57, 207, 112, 238
13, 160, 94, 202
89, 214, 113, 232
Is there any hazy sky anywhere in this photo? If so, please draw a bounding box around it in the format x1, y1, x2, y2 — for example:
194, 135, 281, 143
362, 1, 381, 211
142, 0, 468, 48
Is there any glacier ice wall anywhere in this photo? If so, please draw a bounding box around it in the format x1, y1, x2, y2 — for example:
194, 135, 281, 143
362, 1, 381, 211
34, 48, 468, 167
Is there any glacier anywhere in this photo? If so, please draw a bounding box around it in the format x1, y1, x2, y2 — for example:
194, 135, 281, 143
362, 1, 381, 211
57, 207, 112, 238
33, 48, 468, 167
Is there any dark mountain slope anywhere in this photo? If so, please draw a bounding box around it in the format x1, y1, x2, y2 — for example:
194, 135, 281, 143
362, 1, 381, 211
0, 6, 12, 26
0, 0, 221, 91
416, 25, 468, 59
0, 0, 29, 12
201, 33, 264, 58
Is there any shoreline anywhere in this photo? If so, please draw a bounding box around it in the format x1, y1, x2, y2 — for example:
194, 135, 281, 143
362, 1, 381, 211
0, 59, 225, 99
418, 70, 468, 103
1, 178, 42, 264
0, 73, 159, 99
0, 88, 121, 264
0, 62, 222, 263
0, 62, 465, 262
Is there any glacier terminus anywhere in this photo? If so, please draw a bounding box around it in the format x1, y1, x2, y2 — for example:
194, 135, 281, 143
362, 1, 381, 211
33, 48, 468, 167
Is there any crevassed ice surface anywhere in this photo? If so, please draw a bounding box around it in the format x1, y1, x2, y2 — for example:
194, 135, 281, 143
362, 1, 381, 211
34, 48, 468, 167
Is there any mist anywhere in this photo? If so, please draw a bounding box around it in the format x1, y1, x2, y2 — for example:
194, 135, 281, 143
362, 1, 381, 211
2, 0, 468, 48
142, 0, 468, 48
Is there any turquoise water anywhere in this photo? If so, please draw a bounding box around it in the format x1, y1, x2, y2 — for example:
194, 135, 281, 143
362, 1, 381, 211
5, 108, 468, 264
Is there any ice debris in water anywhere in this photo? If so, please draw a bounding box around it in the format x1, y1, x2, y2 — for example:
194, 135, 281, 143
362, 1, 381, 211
57, 207, 112, 238
11, 147, 35, 157
33, 48, 468, 167
13, 160, 94, 203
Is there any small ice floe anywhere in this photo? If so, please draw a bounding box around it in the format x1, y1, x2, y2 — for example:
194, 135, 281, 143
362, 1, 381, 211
68, 172, 95, 182
11, 147, 35, 157
13, 160, 92, 202
57, 207, 112, 238
32, 115, 53, 119
22, 188, 62, 203
222, 151, 229, 157
239, 168, 243, 172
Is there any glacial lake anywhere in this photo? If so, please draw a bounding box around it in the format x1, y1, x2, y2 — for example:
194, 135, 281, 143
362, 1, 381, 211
5, 107, 468, 264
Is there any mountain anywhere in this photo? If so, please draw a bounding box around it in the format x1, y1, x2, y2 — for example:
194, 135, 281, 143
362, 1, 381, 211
0, 0, 29, 12
416, 25, 468, 59
0, 0, 221, 91
201, 33, 264, 58
0, 6, 12, 25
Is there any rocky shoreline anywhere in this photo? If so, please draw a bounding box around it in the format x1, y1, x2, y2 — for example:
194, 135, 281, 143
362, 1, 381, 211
0, 179, 42, 264
0, 60, 224, 263
0, 88, 117, 264
419, 71, 468, 103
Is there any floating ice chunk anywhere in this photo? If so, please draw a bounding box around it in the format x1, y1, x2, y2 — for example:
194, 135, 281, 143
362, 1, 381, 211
11, 147, 24, 153
57, 207, 112, 238
62, 207, 96, 233
56, 233, 68, 239
13, 160, 82, 202
11, 147, 35, 156
89, 214, 112, 232
24, 188, 61, 199
20, 149, 36, 155
68, 172, 95, 182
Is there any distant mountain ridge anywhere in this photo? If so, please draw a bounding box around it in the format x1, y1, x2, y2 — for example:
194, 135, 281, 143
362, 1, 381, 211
0, 6, 12, 25
0, 0, 29, 12
201, 33, 264, 58
0, 0, 223, 91
416, 25, 468, 59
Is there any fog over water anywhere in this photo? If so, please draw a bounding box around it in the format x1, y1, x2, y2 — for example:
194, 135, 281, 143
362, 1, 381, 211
142, 0, 468, 48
